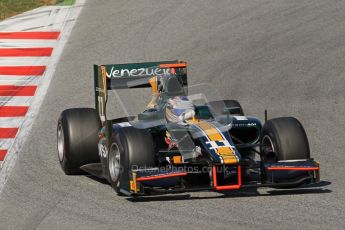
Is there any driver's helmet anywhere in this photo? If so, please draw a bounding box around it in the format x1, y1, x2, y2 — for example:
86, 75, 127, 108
165, 96, 195, 123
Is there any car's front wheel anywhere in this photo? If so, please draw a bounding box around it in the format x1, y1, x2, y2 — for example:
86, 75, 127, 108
261, 117, 310, 162
260, 117, 311, 187
107, 126, 155, 195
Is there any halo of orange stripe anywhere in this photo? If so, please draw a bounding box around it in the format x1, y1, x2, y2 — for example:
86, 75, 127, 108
191, 120, 237, 164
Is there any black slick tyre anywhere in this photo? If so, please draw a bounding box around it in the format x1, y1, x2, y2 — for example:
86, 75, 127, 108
260, 117, 311, 188
261, 117, 310, 162
57, 108, 101, 175
107, 126, 155, 195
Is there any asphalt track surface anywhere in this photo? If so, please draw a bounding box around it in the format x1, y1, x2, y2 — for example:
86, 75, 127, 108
1, 0, 345, 229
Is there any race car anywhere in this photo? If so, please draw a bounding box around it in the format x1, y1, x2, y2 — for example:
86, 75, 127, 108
57, 60, 320, 196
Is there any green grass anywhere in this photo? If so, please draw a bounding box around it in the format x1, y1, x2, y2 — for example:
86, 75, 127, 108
56, 0, 75, 6
0, 0, 75, 21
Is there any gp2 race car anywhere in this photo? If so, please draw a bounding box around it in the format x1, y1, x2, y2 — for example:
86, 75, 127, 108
57, 60, 320, 196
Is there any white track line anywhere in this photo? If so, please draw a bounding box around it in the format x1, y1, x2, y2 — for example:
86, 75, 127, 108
0, 5, 72, 32
0, 140, 15, 151
0, 97, 32, 106
0, 0, 86, 194
0, 76, 40, 87
0, 41, 57, 48
0, 80, 39, 86
0, 78, 39, 86
0, 57, 50, 65
0, 118, 25, 127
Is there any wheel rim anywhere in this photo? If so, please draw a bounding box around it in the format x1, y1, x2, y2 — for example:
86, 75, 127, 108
108, 143, 121, 182
262, 135, 276, 162
57, 123, 64, 162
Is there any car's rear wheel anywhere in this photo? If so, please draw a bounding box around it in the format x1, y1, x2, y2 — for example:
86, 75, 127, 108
107, 126, 155, 195
57, 108, 101, 175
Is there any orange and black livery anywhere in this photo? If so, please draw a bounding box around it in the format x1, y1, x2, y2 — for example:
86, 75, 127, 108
57, 60, 321, 196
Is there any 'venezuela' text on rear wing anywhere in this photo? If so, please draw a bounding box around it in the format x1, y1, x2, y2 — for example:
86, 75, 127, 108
93, 60, 187, 121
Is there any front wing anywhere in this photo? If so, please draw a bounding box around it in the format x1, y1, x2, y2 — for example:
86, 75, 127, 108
123, 160, 320, 196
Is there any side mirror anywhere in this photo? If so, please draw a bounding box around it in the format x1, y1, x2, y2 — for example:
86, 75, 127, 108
138, 110, 164, 120
222, 107, 242, 115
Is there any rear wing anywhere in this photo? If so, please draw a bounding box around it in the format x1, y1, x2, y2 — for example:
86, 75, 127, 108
93, 60, 187, 122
